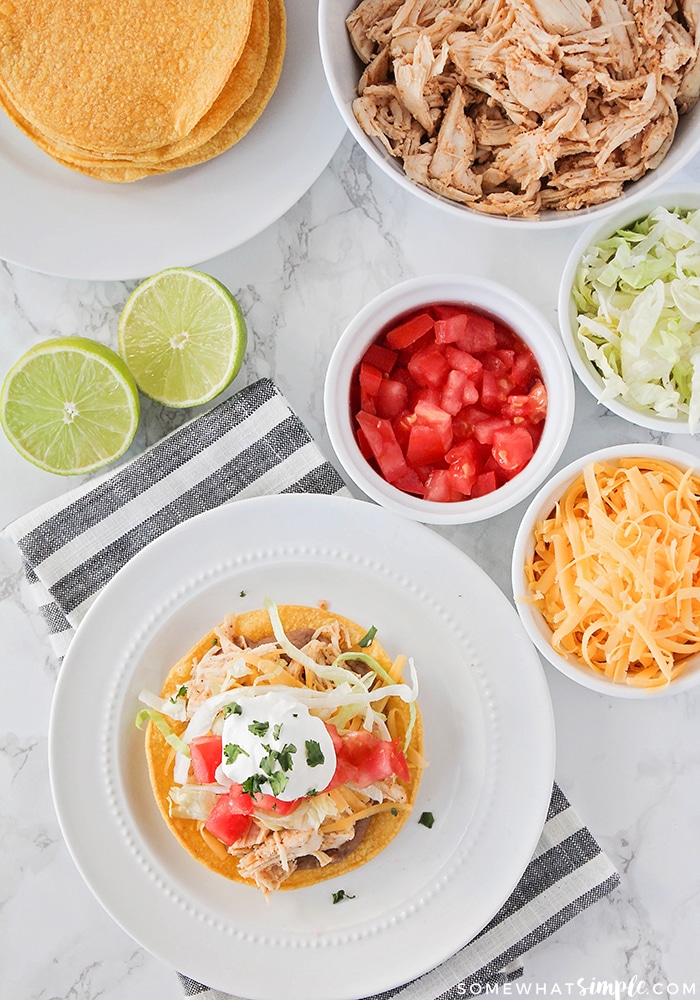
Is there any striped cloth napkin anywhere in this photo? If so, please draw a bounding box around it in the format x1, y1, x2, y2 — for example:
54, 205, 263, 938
3, 377, 619, 999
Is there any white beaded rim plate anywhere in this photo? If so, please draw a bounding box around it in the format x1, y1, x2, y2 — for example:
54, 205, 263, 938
0, 0, 345, 281
49, 494, 555, 1000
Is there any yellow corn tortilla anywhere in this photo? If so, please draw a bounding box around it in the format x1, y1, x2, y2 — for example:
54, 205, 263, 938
0, 0, 256, 154
0, 0, 271, 168
145, 605, 423, 890
12, 0, 286, 183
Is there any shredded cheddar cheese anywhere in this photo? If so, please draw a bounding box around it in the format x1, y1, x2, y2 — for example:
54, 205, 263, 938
524, 457, 700, 687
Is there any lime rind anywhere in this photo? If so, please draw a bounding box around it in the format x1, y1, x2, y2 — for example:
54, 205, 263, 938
1, 337, 140, 476
118, 267, 247, 408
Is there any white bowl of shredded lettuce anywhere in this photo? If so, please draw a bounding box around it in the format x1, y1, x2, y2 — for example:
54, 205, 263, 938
559, 187, 700, 433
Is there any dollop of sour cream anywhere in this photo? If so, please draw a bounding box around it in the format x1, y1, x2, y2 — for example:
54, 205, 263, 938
215, 690, 336, 801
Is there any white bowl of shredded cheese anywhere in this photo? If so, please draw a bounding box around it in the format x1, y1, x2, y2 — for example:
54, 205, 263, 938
512, 443, 700, 697
559, 187, 700, 433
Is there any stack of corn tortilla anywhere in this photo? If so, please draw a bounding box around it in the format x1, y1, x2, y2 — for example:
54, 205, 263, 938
0, 0, 286, 182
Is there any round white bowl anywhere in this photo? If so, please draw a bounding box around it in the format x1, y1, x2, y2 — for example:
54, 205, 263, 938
324, 274, 575, 524
558, 186, 700, 434
512, 443, 700, 698
318, 2, 700, 229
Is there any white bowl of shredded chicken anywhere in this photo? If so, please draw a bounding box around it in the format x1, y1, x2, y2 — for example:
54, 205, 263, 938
318, 0, 700, 224
512, 443, 700, 697
559, 186, 700, 432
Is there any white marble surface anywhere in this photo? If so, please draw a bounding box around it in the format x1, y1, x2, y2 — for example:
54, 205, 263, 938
2, 133, 700, 999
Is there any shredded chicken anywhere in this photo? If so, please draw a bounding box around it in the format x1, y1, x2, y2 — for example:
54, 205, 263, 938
347, 0, 700, 218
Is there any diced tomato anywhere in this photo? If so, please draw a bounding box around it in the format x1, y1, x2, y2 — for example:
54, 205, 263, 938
189, 735, 222, 784
480, 370, 512, 412
325, 723, 343, 752
492, 425, 534, 475
359, 389, 376, 415
225, 783, 255, 815
330, 729, 410, 788
465, 408, 512, 445
204, 796, 253, 847
431, 303, 466, 320
493, 322, 516, 348
444, 346, 483, 382
356, 411, 408, 483
424, 468, 465, 501
407, 422, 448, 467
471, 470, 498, 497
393, 467, 427, 496
362, 343, 398, 374
411, 385, 441, 408
350, 302, 547, 504
251, 793, 302, 816
355, 426, 374, 461
510, 347, 539, 388
445, 439, 480, 495
482, 350, 514, 376
455, 310, 497, 352
440, 369, 477, 415
407, 344, 450, 387
434, 312, 468, 345
375, 377, 409, 419
385, 311, 434, 349
413, 399, 453, 445
359, 361, 383, 396
225, 782, 302, 816
392, 409, 414, 449
501, 380, 548, 423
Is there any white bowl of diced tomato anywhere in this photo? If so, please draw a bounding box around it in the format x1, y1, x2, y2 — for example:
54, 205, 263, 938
324, 274, 576, 524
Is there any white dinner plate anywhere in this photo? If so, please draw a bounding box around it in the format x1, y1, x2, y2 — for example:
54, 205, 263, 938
0, 0, 345, 281
49, 494, 555, 1000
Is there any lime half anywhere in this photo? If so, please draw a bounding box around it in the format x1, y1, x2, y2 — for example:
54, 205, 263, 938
118, 268, 247, 408
1, 337, 140, 476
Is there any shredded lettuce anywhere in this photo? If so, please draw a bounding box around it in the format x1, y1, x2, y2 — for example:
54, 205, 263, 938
135, 707, 190, 756
573, 206, 700, 431
168, 784, 218, 820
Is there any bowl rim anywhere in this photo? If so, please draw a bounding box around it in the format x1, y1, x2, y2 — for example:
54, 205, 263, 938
317, 2, 700, 230
558, 184, 700, 434
511, 441, 700, 698
323, 273, 575, 524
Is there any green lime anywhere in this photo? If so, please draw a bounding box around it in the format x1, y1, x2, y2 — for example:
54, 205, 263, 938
0, 336, 140, 476
117, 267, 247, 408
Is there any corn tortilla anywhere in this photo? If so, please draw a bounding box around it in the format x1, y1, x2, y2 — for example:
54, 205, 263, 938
145, 605, 423, 890
0, 0, 256, 155
0, 0, 271, 169
13, 0, 286, 183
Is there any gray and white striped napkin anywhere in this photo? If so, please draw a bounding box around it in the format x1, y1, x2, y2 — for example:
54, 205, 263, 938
3, 377, 619, 999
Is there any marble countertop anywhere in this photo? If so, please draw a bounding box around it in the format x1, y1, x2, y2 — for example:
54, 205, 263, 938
2, 133, 700, 999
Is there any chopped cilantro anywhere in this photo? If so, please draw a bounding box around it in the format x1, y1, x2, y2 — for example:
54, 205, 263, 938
277, 743, 297, 771
267, 770, 289, 796
418, 811, 435, 829
211, 637, 219, 647
239, 590, 247, 597
332, 889, 356, 904
391, 807, 398, 816
306, 788, 318, 796
259, 746, 277, 776
305, 740, 325, 767
357, 625, 377, 648
273, 723, 283, 741
224, 743, 249, 764
169, 685, 187, 703
242, 773, 267, 798
259, 742, 297, 776
248, 720, 269, 737
223, 701, 243, 717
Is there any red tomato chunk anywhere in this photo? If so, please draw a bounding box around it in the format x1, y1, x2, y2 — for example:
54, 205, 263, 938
351, 303, 547, 502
